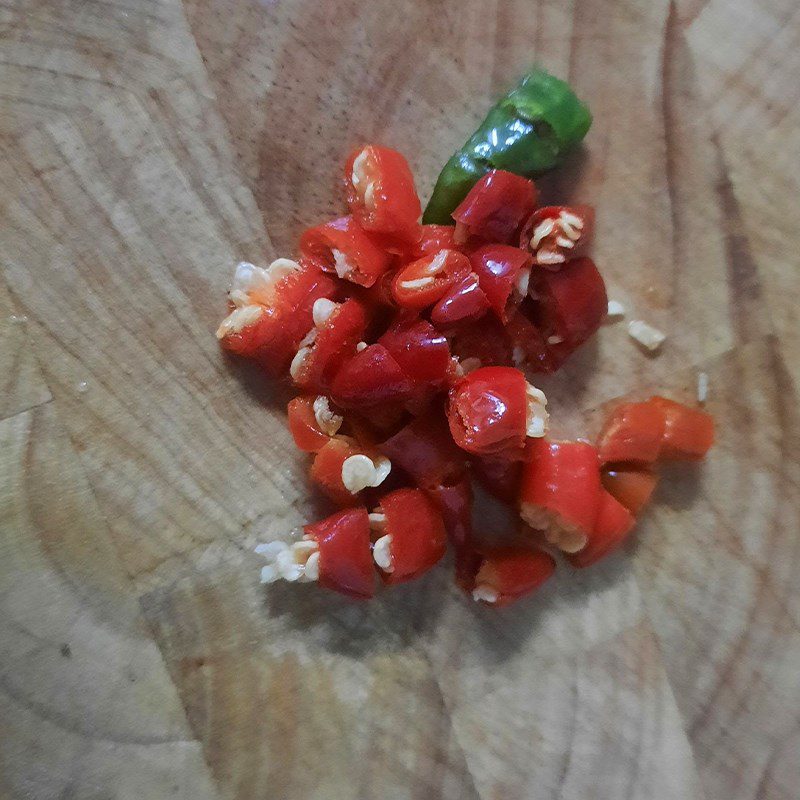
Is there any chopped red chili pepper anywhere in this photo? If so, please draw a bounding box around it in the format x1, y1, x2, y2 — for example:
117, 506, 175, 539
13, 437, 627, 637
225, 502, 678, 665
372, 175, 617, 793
371, 488, 447, 584
345, 145, 421, 244
391, 249, 471, 310
452, 170, 538, 245
287, 395, 343, 453
520, 205, 594, 267
415, 224, 462, 257
448, 366, 546, 458
310, 436, 391, 506
566, 490, 635, 569
519, 438, 602, 553
330, 344, 413, 408
430, 272, 491, 327
465, 545, 556, 606
304, 507, 376, 598
379, 413, 467, 489
601, 467, 658, 515
649, 396, 715, 461
448, 315, 513, 367
504, 303, 555, 373
469, 244, 533, 323
597, 400, 666, 465
290, 299, 367, 393
300, 215, 392, 287
217, 260, 337, 376
378, 316, 451, 398
530, 256, 607, 369
471, 454, 523, 505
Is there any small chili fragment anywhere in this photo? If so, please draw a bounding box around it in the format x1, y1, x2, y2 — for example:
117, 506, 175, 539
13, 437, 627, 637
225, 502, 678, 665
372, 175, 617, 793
519, 438, 601, 553
391, 249, 471, 310
430, 272, 491, 327
448, 315, 513, 367
287, 395, 343, 453
530, 256, 607, 369
504, 304, 555, 373
466, 546, 556, 607
601, 467, 658, 515
448, 367, 548, 458
649, 396, 715, 461
371, 488, 447, 584
469, 244, 533, 322
597, 401, 666, 465
256, 507, 374, 599
471, 454, 523, 506
345, 145, 421, 244
310, 436, 392, 506
330, 343, 413, 408
452, 170, 538, 245
300, 216, 392, 287
520, 205, 594, 267
290, 299, 367, 393
566, 490, 635, 569
415, 224, 462, 257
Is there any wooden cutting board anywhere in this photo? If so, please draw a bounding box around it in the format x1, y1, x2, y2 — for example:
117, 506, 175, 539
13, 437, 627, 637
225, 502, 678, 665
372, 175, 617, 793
1, 1, 798, 798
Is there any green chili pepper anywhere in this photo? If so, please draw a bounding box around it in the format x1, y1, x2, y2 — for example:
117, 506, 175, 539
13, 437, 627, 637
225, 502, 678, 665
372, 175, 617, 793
423, 68, 592, 224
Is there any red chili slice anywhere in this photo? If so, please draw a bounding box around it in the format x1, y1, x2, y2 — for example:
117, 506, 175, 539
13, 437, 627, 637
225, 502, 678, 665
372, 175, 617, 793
391, 249, 471, 310
430, 272, 490, 327
601, 467, 658, 515
597, 401, 667, 465
304, 507, 375, 598
309, 436, 367, 506
649, 396, 715, 461
287, 395, 341, 453
345, 145, 421, 244
291, 299, 367, 393
452, 170, 538, 245
372, 488, 447, 584
469, 244, 533, 323
520, 205, 595, 267
565, 490, 635, 569
330, 344, 413, 408
300, 215, 392, 287
465, 546, 556, 607
378, 316, 451, 395
379, 413, 467, 489
415, 224, 462, 257
448, 366, 528, 458
519, 438, 602, 553
530, 256, 607, 369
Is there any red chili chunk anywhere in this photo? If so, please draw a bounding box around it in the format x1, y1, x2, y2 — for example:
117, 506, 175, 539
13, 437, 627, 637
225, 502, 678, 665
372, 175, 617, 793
469, 244, 533, 323
566, 490, 635, 569
287, 395, 341, 453
448, 366, 529, 458
649, 396, 715, 461
304, 507, 375, 598
601, 467, 658, 515
345, 145, 421, 243
519, 438, 602, 553
520, 204, 594, 267
453, 170, 538, 245
300, 216, 392, 287
331, 344, 413, 408
391, 249, 471, 310
372, 488, 448, 584
466, 546, 556, 607
598, 401, 666, 465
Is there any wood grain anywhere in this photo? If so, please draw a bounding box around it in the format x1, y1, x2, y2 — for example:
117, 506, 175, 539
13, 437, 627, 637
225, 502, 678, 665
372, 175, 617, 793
1, 0, 799, 798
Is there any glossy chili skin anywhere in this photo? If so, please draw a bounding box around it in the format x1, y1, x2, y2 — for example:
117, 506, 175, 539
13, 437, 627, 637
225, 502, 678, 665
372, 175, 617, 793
330, 344, 413, 408
530, 256, 607, 369
423, 68, 592, 224
431, 272, 491, 327
345, 145, 421, 244
287, 396, 333, 452
448, 366, 528, 457
565, 490, 635, 569
299, 215, 392, 287
649, 396, 715, 461
468, 546, 556, 606
519, 438, 602, 536
469, 244, 533, 322
304, 507, 375, 598
415, 224, 462, 257
452, 170, 538, 244
601, 467, 658, 515
377, 488, 448, 584
597, 401, 666, 465
309, 436, 363, 506
391, 249, 471, 310
293, 299, 367, 393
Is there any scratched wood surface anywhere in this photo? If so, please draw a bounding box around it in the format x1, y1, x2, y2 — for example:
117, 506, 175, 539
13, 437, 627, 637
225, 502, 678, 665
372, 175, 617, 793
0, 1, 798, 798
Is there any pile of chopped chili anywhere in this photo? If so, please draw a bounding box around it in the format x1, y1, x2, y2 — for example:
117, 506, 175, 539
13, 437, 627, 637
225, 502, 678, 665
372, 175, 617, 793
218, 135, 713, 607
